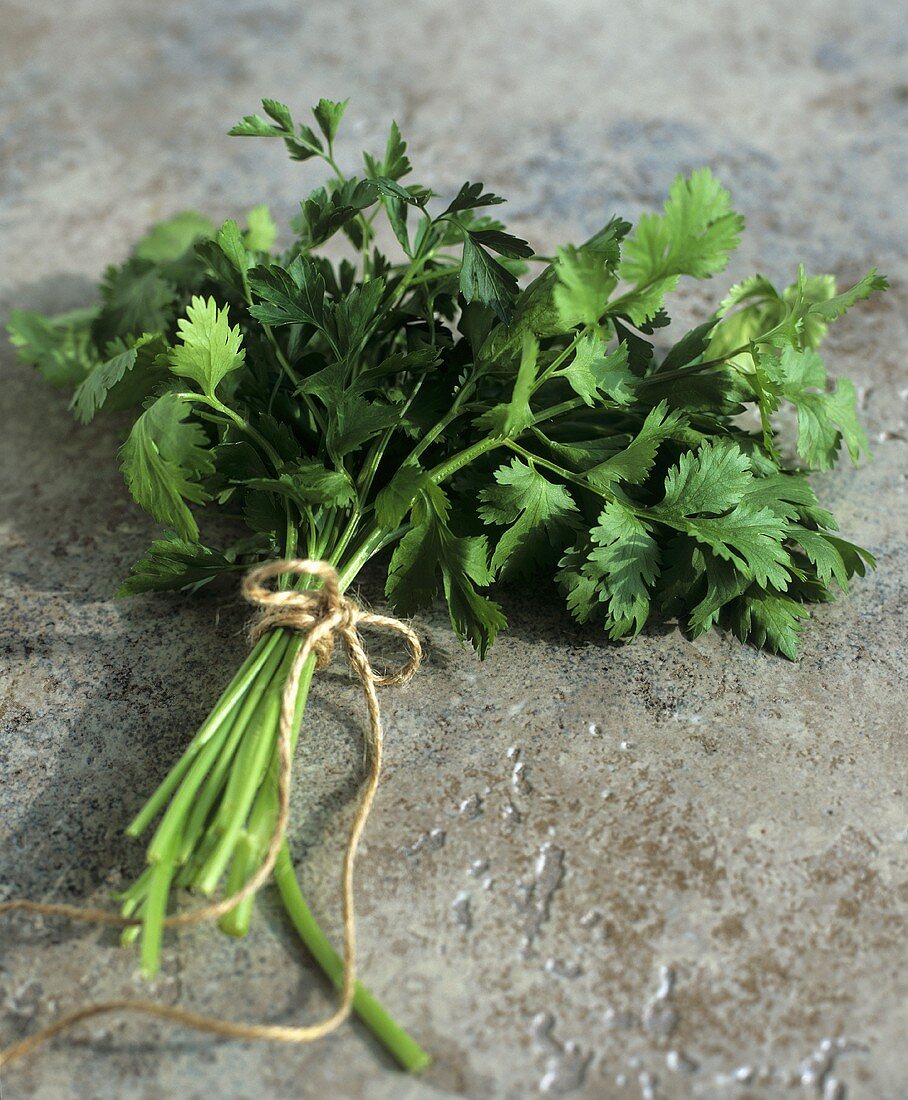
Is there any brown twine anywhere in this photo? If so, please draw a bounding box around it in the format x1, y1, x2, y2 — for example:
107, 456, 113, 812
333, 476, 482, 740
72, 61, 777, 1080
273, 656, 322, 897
0, 560, 421, 1067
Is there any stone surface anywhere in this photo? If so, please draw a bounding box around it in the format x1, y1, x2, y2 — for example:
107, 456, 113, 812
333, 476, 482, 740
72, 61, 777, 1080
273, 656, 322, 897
1, 1, 906, 1097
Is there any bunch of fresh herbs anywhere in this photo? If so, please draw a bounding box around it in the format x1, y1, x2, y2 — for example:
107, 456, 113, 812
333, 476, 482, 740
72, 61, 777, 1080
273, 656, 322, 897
6, 96, 886, 1067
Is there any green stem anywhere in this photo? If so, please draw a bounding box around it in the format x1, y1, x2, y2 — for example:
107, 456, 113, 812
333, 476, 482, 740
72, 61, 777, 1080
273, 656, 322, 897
274, 844, 430, 1072
126, 632, 284, 838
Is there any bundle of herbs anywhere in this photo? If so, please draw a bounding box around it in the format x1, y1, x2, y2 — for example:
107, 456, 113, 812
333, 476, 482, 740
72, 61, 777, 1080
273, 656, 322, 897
5, 97, 886, 1067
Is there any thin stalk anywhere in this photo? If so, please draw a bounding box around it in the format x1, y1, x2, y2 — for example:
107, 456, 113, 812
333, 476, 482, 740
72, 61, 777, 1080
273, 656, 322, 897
140, 859, 176, 978
274, 843, 430, 1073
126, 631, 283, 838
146, 635, 290, 866
196, 641, 300, 892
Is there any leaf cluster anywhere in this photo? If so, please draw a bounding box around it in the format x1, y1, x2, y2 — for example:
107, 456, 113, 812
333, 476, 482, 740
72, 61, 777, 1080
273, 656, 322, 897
6, 97, 887, 658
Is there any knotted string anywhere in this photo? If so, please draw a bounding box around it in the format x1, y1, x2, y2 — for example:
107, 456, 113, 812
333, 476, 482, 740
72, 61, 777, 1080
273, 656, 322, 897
0, 560, 421, 1067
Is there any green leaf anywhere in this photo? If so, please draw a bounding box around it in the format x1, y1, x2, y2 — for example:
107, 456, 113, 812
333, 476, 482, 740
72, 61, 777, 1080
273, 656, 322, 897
216, 219, 250, 281
478, 458, 579, 578
169, 296, 245, 397
467, 229, 533, 259
230, 101, 290, 137
682, 506, 790, 589
297, 179, 379, 247
559, 337, 635, 406
386, 484, 505, 656
587, 501, 661, 638
117, 536, 237, 596
459, 232, 520, 321
587, 401, 688, 488
742, 471, 833, 526
375, 463, 427, 530
729, 590, 809, 659
312, 97, 349, 144
656, 319, 717, 373
686, 553, 750, 637
332, 277, 386, 357
6, 308, 98, 386
93, 260, 177, 346
243, 204, 277, 252
119, 393, 214, 540
441, 534, 507, 658
133, 211, 215, 263
621, 168, 743, 284
474, 333, 539, 437
807, 268, 888, 322
248, 255, 327, 330
370, 120, 412, 181
71, 333, 168, 423
762, 346, 868, 468
262, 98, 294, 132
554, 243, 618, 329
661, 440, 753, 516
243, 462, 355, 508
444, 182, 506, 216
327, 394, 399, 460
787, 524, 850, 590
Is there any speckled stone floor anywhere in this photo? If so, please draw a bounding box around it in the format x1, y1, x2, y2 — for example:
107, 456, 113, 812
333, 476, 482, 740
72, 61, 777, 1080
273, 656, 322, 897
1, 2, 906, 1097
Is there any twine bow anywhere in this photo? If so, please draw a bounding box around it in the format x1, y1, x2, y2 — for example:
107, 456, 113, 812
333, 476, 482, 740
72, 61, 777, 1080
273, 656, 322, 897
0, 560, 421, 1067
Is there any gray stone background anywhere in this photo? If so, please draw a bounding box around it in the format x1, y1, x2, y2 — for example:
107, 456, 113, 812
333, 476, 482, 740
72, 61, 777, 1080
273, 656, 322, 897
1, 1, 906, 1097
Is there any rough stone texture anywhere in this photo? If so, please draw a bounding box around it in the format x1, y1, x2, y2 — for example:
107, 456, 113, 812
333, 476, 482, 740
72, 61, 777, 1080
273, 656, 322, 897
1, 1, 906, 1097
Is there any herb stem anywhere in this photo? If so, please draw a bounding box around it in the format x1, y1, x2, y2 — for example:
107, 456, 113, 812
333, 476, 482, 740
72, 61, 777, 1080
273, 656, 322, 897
274, 843, 430, 1071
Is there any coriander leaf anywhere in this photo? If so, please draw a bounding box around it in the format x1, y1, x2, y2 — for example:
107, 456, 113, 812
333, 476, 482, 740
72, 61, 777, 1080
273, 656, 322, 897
556, 545, 601, 624
466, 229, 533, 259
553, 243, 618, 328
229, 99, 292, 136
478, 458, 579, 578
71, 333, 168, 423
327, 394, 399, 460
787, 524, 850, 590
587, 401, 688, 488
656, 319, 717, 374
244, 462, 355, 507
821, 534, 875, 577
742, 471, 831, 524
807, 268, 888, 322
588, 501, 661, 638
312, 97, 349, 143
559, 337, 635, 406
117, 535, 238, 596
375, 463, 427, 529
93, 260, 177, 346
169, 296, 245, 397
333, 277, 386, 356
119, 392, 213, 540
230, 99, 324, 161
441, 533, 507, 658
386, 484, 505, 656
366, 120, 412, 181
243, 204, 277, 252
133, 211, 216, 263
661, 440, 753, 516
444, 182, 506, 216
681, 506, 791, 589
686, 553, 750, 637
621, 168, 743, 284
459, 231, 520, 321
248, 255, 327, 330
216, 219, 250, 281
6, 308, 98, 386
297, 179, 379, 247
729, 590, 809, 660
762, 346, 868, 468
474, 333, 539, 437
